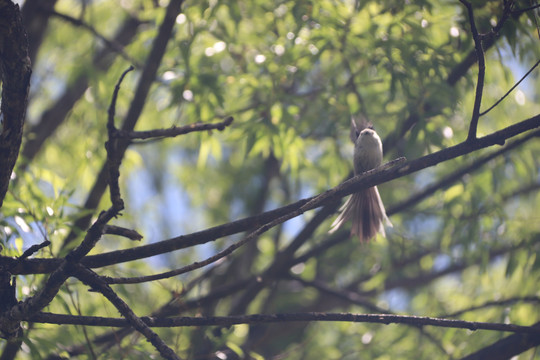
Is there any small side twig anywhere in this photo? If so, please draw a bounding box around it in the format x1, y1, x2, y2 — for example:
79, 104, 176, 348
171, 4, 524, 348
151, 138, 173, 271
49, 10, 139, 65
103, 225, 143, 241
18, 240, 51, 261
442, 296, 540, 318
116, 116, 234, 141
480, 58, 540, 116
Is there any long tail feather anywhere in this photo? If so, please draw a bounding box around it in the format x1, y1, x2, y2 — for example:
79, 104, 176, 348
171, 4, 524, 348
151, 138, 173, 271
329, 186, 391, 242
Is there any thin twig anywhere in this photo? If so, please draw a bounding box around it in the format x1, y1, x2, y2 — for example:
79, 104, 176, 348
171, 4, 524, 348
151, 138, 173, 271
116, 116, 234, 140
60, 0, 185, 249
103, 225, 143, 241
50, 10, 139, 65
511, 3, 540, 15
480, 58, 540, 116
388, 128, 540, 214
442, 296, 540, 318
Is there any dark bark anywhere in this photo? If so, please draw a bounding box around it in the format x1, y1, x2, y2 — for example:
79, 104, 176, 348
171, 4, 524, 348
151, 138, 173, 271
0, 0, 31, 207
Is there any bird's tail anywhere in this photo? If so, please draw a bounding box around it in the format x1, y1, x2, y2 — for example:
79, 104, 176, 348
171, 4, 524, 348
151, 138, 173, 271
329, 186, 391, 242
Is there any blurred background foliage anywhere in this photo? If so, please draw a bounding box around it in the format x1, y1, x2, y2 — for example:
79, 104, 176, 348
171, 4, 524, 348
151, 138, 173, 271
1, 0, 540, 358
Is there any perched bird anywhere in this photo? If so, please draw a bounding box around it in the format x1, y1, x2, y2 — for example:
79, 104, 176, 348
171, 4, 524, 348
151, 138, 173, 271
329, 119, 392, 242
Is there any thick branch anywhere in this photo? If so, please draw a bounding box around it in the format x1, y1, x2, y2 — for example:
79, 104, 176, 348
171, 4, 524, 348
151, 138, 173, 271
0, 0, 31, 208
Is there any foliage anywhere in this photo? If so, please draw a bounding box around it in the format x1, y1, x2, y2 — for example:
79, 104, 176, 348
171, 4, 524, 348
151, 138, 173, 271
1, 0, 540, 359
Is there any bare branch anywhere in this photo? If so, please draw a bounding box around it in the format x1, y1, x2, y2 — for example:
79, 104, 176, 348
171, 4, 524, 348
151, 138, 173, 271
117, 116, 234, 141
21, 16, 142, 165
73, 266, 181, 360
511, 3, 540, 15
480, 58, 540, 116
388, 128, 540, 214
459, 0, 485, 142
290, 275, 386, 313
26, 311, 540, 335
49, 10, 140, 65
105, 66, 134, 212
442, 296, 540, 318
103, 225, 143, 241
61, 0, 185, 249
460, 321, 540, 360
4, 114, 540, 275
4, 206, 117, 331
17, 240, 50, 261
0, 0, 31, 208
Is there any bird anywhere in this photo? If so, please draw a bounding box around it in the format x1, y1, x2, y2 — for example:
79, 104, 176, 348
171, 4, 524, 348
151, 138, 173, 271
329, 118, 392, 242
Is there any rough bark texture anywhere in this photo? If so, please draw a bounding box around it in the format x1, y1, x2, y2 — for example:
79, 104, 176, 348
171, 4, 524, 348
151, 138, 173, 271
0, 0, 32, 208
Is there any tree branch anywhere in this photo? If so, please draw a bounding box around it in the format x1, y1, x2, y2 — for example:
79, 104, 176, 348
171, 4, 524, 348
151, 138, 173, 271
26, 311, 540, 335
388, 128, 540, 214
21, 15, 142, 165
4, 114, 540, 275
442, 296, 540, 318
73, 266, 181, 360
460, 321, 540, 360
480, 57, 540, 116
459, 0, 485, 141
0, 0, 31, 208
60, 0, 185, 249
105, 66, 134, 212
118, 116, 234, 141
49, 10, 139, 65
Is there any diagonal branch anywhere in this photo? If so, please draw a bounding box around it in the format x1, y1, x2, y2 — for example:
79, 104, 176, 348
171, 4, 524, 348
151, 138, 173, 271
480, 57, 540, 116
4, 113, 540, 275
81, 115, 540, 268
388, 128, 540, 214
73, 266, 181, 360
442, 296, 540, 318
49, 10, 139, 65
460, 321, 540, 360
21, 15, 142, 165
